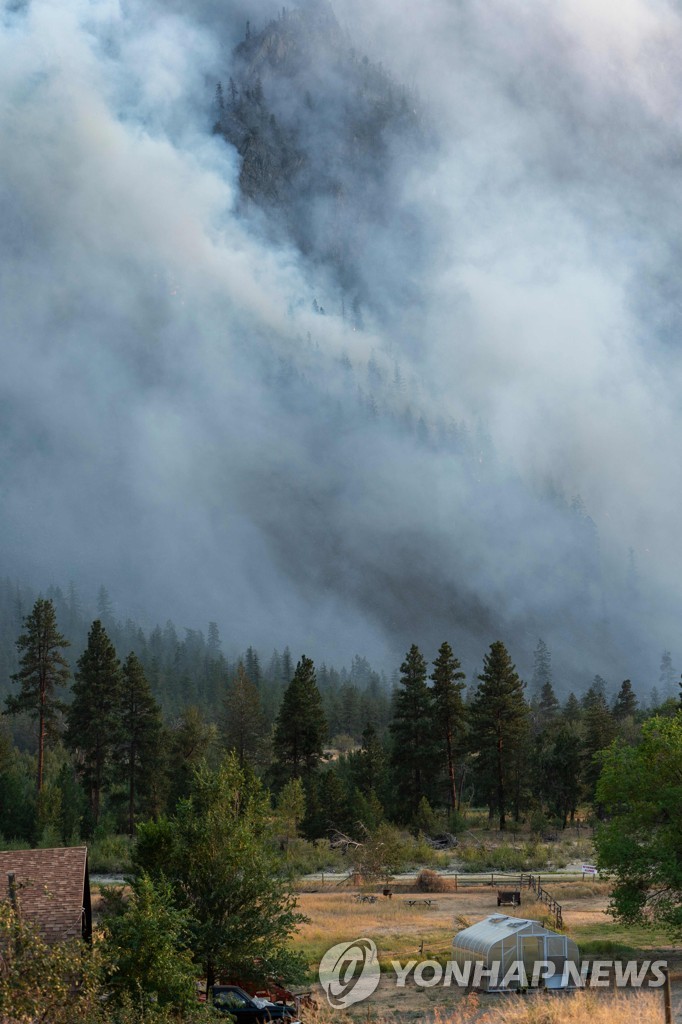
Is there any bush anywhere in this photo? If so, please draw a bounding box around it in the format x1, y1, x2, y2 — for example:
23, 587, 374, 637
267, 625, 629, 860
88, 832, 133, 873
275, 838, 347, 878
457, 841, 552, 872
416, 869, 455, 893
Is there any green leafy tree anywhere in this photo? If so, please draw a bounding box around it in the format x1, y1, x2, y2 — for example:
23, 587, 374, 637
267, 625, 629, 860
354, 821, 407, 880
469, 641, 528, 830
272, 656, 326, 785
389, 645, 437, 821
65, 620, 122, 826
0, 901, 103, 1024
4, 598, 70, 793
430, 641, 467, 811
102, 873, 198, 1009
595, 715, 682, 937
115, 652, 163, 834
275, 776, 306, 853
134, 754, 306, 992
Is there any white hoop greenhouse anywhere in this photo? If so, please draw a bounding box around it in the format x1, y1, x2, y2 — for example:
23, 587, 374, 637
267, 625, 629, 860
452, 915, 580, 991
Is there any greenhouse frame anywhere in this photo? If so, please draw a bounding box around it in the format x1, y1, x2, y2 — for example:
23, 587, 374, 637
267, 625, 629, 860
452, 914, 580, 991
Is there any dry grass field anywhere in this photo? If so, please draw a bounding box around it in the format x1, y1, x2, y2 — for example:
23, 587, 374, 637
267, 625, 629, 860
303, 989, 667, 1024
292, 880, 682, 1022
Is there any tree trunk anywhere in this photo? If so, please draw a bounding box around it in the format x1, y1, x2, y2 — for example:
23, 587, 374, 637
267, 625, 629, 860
128, 746, 136, 836
37, 702, 45, 794
445, 731, 457, 812
92, 782, 100, 827
497, 734, 506, 830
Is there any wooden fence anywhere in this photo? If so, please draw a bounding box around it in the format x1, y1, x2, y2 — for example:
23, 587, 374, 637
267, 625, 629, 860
520, 872, 563, 930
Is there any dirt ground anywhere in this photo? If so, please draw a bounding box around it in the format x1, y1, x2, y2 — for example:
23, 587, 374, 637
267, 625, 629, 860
294, 883, 682, 1022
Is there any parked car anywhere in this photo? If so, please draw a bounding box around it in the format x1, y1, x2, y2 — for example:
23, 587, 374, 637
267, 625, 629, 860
212, 985, 301, 1022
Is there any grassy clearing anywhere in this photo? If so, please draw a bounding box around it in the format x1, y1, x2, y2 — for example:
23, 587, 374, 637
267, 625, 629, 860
294, 893, 453, 965
550, 882, 612, 901
571, 921, 676, 956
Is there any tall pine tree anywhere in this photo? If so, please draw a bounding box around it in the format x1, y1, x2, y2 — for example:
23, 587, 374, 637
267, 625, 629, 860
4, 598, 70, 793
389, 645, 437, 822
470, 641, 528, 830
582, 684, 616, 810
65, 620, 122, 826
431, 642, 467, 811
272, 656, 326, 785
115, 652, 163, 834
220, 663, 266, 770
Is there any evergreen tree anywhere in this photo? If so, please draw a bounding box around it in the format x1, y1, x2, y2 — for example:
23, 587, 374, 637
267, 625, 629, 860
469, 641, 528, 830
281, 647, 293, 687
65, 620, 122, 826
96, 585, 114, 627
530, 638, 552, 697
613, 679, 638, 721
430, 641, 467, 811
538, 681, 560, 719
207, 622, 222, 656
4, 598, 70, 793
563, 691, 581, 723
166, 707, 217, 809
389, 645, 436, 821
303, 768, 351, 839
272, 656, 326, 785
582, 685, 616, 810
115, 652, 163, 834
133, 755, 306, 992
275, 777, 306, 852
244, 647, 262, 688
220, 663, 266, 770
544, 726, 582, 827
357, 723, 386, 796
660, 650, 675, 701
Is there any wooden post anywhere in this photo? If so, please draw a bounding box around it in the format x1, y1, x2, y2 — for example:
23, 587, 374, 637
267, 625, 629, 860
454, 874, 458, 892
663, 966, 673, 1024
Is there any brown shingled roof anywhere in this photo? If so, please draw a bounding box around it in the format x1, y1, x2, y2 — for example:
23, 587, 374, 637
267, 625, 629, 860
0, 846, 91, 944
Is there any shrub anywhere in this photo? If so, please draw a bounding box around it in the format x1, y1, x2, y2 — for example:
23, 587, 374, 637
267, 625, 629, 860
416, 869, 455, 893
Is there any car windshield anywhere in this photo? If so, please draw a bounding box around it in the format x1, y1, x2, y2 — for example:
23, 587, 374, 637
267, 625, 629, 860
214, 990, 251, 1009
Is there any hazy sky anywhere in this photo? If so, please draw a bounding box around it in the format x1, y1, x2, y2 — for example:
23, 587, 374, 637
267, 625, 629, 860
1, 0, 681, 688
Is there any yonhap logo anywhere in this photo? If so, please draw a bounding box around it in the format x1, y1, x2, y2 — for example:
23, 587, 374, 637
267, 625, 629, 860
319, 938, 381, 1008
